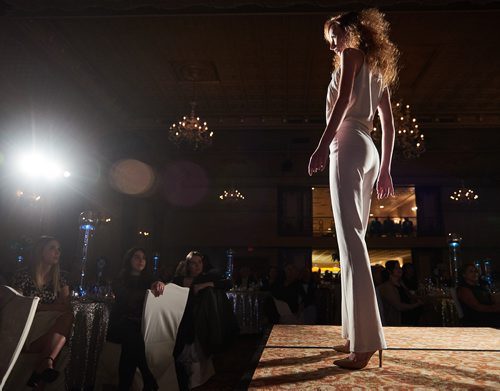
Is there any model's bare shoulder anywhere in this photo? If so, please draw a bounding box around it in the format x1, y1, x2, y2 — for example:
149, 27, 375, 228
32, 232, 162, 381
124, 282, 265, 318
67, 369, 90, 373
342, 47, 365, 63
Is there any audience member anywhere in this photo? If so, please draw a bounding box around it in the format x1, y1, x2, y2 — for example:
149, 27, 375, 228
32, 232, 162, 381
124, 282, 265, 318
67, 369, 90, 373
299, 266, 318, 324
234, 265, 257, 289
401, 217, 414, 236
106, 247, 165, 391
457, 263, 500, 327
260, 265, 281, 292
402, 263, 418, 292
378, 260, 423, 326
371, 264, 386, 325
382, 217, 395, 236
12, 236, 74, 388
272, 263, 306, 315
369, 217, 383, 237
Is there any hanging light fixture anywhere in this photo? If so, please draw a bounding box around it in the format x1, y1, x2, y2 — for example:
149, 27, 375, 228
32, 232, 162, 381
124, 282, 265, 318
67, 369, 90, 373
169, 66, 214, 150
169, 101, 213, 150
372, 100, 425, 159
219, 187, 245, 203
450, 181, 479, 203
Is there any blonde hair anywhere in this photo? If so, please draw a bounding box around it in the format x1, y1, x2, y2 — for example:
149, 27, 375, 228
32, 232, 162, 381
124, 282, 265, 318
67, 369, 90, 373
30, 236, 61, 297
324, 8, 400, 89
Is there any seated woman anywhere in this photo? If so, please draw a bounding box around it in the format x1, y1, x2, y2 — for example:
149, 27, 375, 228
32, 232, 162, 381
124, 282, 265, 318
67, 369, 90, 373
378, 261, 422, 326
234, 266, 257, 290
12, 236, 74, 388
271, 263, 307, 316
457, 263, 500, 327
106, 247, 165, 391
260, 265, 281, 292
402, 263, 419, 293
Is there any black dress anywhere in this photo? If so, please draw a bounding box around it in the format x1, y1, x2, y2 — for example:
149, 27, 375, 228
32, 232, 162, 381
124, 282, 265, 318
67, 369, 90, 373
107, 272, 157, 390
458, 282, 500, 327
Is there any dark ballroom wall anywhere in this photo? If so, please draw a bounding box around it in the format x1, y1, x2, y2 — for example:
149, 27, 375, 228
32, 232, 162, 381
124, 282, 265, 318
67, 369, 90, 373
1, 123, 500, 286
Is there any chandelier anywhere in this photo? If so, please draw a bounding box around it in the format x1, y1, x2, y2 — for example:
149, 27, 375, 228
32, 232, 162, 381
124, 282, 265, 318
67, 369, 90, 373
450, 182, 479, 203
169, 101, 214, 150
372, 100, 425, 159
219, 188, 245, 203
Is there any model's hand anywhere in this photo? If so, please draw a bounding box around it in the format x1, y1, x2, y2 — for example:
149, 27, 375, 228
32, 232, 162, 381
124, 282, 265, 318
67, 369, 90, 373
151, 281, 165, 297
377, 171, 394, 199
308, 145, 329, 176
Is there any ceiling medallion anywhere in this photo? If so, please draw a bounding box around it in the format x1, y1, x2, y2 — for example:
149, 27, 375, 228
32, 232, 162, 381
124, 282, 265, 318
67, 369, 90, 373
372, 100, 425, 159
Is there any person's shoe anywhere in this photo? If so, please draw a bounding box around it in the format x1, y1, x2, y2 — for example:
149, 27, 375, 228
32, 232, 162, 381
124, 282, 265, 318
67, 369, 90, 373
26, 371, 41, 388
333, 350, 383, 370
26, 357, 59, 387
333, 340, 350, 353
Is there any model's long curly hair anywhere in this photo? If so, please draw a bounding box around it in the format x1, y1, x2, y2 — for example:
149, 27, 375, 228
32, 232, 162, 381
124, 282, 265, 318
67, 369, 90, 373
324, 8, 400, 89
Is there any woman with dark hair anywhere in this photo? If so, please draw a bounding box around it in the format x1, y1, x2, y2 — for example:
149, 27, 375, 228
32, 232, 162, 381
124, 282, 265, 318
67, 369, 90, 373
457, 263, 500, 327
378, 261, 422, 326
308, 8, 399, 369
12, 236, 74, 388
402, 263, 418, 292
106, 247, 165, 391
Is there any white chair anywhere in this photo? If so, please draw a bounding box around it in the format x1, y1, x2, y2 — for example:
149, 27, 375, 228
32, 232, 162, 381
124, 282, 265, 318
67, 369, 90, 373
142, 284, 190, 391
1, 285, 69, 391
0, 285, 39, 390
273, 298, 304, 324
95, 284, 190, 391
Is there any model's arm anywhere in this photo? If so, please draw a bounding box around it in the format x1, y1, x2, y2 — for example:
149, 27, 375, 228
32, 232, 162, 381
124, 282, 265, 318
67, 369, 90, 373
376, 87, 395, 199
308, 48, 363, 176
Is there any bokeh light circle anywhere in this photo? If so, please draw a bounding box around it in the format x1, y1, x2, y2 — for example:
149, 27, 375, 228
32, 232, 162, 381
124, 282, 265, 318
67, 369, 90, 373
109, 159, 155, 196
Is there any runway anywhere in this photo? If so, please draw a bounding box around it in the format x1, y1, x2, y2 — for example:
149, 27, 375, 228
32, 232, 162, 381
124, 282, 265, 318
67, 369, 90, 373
249, 325, 500, 390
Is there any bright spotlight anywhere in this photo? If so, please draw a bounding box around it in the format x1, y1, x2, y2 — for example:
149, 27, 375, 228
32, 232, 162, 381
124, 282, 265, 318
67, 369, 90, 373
17, 152, 70, 180
19, 154, 43, 177
45, 162, 62, 180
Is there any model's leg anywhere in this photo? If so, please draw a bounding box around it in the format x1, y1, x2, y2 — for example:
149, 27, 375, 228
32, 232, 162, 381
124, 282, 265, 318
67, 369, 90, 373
330, 129, 386, 353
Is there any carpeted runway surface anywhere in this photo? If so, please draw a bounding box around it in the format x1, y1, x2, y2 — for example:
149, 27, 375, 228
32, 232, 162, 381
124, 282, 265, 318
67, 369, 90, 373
249, 325, 500, 390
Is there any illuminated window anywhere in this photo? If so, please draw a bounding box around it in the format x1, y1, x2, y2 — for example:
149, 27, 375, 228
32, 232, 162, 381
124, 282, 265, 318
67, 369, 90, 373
312, 248, 412, 271
312, 186, 417, 237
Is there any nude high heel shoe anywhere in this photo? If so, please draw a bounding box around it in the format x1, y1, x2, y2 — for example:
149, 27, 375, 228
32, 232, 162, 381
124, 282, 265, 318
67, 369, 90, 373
333, 350, 383, 370
333, 340, 350, 354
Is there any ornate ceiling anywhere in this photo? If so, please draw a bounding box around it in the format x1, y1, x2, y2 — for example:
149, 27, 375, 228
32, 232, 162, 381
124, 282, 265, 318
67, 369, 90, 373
1, 0, 499, 183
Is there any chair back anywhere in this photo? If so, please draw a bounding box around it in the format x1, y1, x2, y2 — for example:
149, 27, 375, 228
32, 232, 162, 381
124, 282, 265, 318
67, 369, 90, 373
142, 284, 190, 391
273, 298, 303, 324
0, 285, 39, 389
